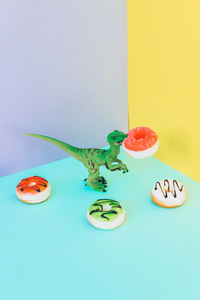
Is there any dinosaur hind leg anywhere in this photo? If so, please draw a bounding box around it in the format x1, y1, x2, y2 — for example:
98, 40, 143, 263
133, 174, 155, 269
96, 176, 107, 185
85, 176, 107, 185
85, 170, 107, 192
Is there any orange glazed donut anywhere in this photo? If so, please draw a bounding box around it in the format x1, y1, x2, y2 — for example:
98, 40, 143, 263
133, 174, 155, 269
122, 127, 159, 159
16, 176, 51, 204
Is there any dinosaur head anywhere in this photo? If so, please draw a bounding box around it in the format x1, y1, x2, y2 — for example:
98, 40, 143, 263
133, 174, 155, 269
107, 130, 128, 146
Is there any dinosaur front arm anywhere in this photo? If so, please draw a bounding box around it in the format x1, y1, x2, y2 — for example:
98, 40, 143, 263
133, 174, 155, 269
105, 158, 128, 173
115, 158, 123, 164
116, 159, 128, 173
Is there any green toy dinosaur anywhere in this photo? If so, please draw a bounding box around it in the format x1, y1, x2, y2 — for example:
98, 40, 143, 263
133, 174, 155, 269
25, 130, 128, 192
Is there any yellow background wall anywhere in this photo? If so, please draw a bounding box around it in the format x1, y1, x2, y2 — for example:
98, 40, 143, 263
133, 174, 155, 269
127, 0, 200, 182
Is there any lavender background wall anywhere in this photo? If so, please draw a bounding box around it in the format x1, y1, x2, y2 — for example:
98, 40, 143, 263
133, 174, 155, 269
0, 0, 128, 177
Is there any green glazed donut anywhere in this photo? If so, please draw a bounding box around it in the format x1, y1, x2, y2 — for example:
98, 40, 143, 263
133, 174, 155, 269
87, 199, 125, 229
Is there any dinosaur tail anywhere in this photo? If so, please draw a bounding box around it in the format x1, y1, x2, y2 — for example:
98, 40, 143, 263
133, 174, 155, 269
25, 133, 84, 162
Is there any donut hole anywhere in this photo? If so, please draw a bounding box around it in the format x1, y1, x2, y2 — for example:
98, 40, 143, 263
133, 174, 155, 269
134, 133, 145, 140
28, 182, 36, 187
103, 204, 112, 211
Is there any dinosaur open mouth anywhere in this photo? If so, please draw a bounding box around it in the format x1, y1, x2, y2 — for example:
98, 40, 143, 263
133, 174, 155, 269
114, 141, 123, 145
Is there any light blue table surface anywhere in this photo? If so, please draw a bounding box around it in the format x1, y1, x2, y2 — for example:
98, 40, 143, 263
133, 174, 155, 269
0, 151, 200, 300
